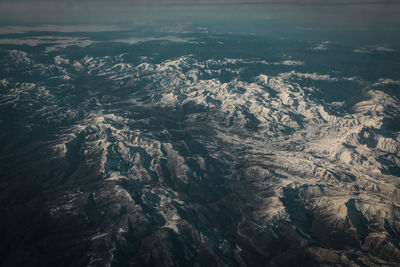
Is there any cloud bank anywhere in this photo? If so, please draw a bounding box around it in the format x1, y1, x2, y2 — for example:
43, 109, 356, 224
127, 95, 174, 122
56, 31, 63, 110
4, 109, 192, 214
0, 0, 399, 24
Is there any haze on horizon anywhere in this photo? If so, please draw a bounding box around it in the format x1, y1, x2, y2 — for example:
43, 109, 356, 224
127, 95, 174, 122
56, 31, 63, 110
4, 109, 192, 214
0, 0, 399, 26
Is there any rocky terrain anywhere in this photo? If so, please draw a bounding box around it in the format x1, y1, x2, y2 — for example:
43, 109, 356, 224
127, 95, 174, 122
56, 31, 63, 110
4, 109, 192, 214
1, 28, 400, 266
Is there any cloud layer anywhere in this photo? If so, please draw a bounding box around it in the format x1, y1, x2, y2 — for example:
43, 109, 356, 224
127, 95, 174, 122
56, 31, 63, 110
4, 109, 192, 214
0, 0, 400, 24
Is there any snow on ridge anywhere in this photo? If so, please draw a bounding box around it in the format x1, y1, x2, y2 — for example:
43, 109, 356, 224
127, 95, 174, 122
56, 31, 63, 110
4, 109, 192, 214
0, 78, 9, 87
276, 60, 304, 66
7, 49, 32, 65
54, 55, 70, 65
284, 70, 338, 81
4, 37, 400, 264
373, 78, 400, 87
310, 41, 331, 51
25, 53, 399, 245
8, 52, 398, 188
353, 89, 399, 117
119, 55, 400, 229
